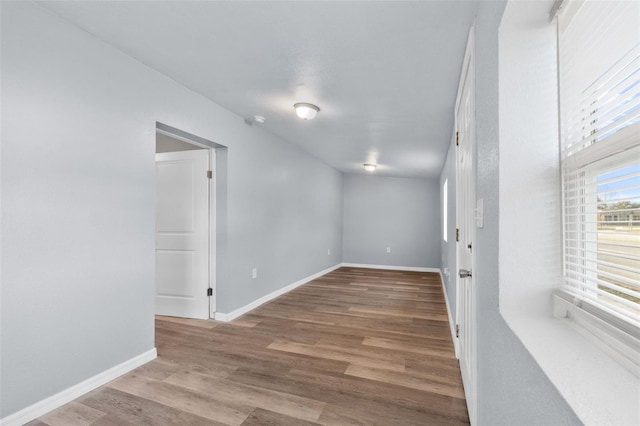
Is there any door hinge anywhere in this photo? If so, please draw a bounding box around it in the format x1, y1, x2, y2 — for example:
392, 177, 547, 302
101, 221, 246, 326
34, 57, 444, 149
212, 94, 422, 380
207, 288, 213, 296
455, 131, 459, 146
456, 324, 460, 338
456, 228, 460, 242
468, 242, 472, 252
207, 170, 213, 179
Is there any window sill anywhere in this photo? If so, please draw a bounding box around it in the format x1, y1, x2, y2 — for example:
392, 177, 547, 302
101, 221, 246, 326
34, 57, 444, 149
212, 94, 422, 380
501, 309, 640, 426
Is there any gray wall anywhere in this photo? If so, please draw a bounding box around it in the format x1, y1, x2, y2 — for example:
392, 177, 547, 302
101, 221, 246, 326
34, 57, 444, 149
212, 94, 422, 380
440, 141, 457, 320
0, 1, 342, 417
220, 130, 343, 313
441, 2, 580, 424
342, 174, 440, 268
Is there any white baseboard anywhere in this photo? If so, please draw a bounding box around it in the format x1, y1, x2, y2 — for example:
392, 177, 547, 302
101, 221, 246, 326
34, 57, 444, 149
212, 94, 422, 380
438, 269, 459, 358
214, 311, 230, 322
340, 263, 440, 273
0, 348, 157, 426
215, 264, 342, 322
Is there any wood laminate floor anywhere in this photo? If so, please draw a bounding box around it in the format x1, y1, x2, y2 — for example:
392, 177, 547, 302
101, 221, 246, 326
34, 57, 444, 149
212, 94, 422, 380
28, 267, 469, 425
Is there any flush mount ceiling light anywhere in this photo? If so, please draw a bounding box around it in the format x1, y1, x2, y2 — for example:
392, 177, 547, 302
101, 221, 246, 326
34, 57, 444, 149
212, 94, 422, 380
294, 103, 320, 120
253, 115, 266, 123
363, 163, 377, 172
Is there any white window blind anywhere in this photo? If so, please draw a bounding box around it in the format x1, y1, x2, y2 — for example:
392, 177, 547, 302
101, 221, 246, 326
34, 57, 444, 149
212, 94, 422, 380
557, 0, 640, 363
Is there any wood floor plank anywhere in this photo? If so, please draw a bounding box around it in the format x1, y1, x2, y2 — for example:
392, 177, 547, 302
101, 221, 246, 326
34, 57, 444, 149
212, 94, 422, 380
363, 336, 457, 359
39, 401, 106, 426
162, 370, 326, 422
240, 408, 322, 426
344, 364, 466, 398
285, 367, 469, 419
155, 315, 218, 329
267, 340, 405, 372
86, 414, 139, 426
318, 400, 469, 426
31, 267, 468, 425
349, 306, 449, 321
171, 411, 228, 426
78, 387, 184, 426
107, 374, 253, 425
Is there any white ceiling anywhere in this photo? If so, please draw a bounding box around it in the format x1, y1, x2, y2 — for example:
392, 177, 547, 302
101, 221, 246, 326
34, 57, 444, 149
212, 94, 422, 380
40, 1, 478, 179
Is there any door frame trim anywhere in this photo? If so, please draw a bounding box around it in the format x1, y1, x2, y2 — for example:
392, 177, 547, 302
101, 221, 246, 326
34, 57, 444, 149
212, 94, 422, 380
453, 26, 477, 426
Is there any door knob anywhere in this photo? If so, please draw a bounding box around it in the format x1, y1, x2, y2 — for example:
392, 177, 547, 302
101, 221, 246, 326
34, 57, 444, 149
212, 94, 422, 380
459, 269, 472, 278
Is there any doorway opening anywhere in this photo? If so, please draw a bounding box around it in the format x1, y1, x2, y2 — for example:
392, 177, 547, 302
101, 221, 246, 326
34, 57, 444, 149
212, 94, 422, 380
155, 124, 224, 319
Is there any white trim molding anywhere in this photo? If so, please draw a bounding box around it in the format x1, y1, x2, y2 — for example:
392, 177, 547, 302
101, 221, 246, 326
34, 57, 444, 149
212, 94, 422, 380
340, 263, 440, 273
0, 348, 157, 426
215, 264, 342, 322
438, 268, 459, 358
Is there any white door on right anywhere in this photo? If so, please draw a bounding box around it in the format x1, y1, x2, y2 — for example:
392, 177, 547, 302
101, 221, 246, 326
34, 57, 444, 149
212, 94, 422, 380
155, 149, 210, 320
456, 31, 477, 425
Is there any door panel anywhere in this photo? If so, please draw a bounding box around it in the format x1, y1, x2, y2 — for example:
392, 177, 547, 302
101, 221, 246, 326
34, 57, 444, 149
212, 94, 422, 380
456, 31, 477, 424
156, 251, 196, 296
155, 149, 210, 319
157, 161, 197, 232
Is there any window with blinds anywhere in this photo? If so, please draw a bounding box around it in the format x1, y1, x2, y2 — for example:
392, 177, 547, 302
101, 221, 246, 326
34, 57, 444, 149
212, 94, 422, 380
556, 0, 639, 365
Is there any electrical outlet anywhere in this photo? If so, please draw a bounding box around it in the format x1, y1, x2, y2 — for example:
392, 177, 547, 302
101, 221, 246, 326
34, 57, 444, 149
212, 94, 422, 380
327, 249, 331, 255
386, 247, 391, 253
252, 268, 257, 279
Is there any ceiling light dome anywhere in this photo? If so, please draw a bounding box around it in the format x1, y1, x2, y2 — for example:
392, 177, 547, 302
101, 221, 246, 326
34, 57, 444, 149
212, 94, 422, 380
363, 163, 377, 172
294, 103, 320, 120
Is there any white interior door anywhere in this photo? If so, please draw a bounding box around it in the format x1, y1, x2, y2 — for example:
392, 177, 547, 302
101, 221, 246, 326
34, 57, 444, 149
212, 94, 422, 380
456, 30, 477, 425
156, 149, 210, 319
